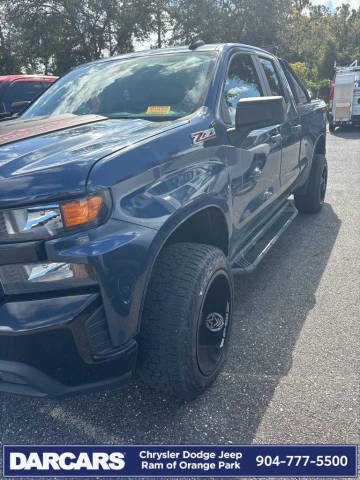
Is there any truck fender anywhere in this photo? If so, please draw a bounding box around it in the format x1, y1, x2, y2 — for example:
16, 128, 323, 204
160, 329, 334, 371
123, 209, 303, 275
135, 200, 231, 333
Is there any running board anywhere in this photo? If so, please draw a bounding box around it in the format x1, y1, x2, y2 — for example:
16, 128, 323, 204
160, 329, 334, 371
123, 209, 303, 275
231, 200, 298, 274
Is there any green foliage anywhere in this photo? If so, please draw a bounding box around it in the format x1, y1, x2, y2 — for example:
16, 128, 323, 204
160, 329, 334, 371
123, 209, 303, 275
290, 62, 309, 82
1, 0, 154, 75
0, 0, 359, 91
318, 39, 337, 80
290, 61, 330, 99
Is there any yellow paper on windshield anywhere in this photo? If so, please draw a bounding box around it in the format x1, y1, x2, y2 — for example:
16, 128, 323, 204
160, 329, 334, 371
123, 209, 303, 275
146, 106, 171, 115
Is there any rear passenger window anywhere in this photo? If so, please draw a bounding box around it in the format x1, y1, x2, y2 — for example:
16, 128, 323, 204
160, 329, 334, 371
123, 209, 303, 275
281, 64, 309, 104
259, 58, 284, 97
223, 54, 263, 125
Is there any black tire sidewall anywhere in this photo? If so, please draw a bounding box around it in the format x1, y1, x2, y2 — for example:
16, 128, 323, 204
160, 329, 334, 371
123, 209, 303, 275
312, 154, 327, 208
295, 154, 327, 213
138, 243, 234, 399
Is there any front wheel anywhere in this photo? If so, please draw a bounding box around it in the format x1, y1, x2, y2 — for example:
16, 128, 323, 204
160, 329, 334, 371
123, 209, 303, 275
294, 153, 328, 214
138, 243, 233, 400
329, 122, 335, 133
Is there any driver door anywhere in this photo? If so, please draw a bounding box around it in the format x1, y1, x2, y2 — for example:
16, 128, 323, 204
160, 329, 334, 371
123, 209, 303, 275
222, 52, 283, 257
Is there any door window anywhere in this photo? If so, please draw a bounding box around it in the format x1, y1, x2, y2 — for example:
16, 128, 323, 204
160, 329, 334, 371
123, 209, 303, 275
259, 58, 284, 97
223, 54, 263, 125
2, 81, 43, 112
280, 63, 309, 104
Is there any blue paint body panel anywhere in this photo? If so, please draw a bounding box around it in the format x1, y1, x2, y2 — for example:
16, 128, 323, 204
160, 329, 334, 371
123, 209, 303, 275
0, 43, 326, 396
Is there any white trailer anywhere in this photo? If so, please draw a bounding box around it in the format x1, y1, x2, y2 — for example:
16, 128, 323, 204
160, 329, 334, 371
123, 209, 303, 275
328, 60, 360, 132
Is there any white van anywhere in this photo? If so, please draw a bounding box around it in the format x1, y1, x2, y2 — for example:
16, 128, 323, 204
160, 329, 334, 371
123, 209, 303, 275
328, 61, 360, 132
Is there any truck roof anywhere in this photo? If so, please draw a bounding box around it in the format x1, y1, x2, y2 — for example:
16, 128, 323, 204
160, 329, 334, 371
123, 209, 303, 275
0, 75, 58, 83
78, 43, 273, 68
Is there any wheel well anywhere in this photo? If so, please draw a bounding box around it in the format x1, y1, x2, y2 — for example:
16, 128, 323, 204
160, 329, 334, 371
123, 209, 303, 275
315, 134, 326, 155
164, 207, 229, 255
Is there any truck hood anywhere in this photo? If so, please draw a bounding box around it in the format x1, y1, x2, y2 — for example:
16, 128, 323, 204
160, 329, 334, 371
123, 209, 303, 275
0, 114, 186, 207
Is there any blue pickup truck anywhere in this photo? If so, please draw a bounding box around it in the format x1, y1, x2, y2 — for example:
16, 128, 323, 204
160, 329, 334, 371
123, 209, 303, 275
0, 42, 327, 399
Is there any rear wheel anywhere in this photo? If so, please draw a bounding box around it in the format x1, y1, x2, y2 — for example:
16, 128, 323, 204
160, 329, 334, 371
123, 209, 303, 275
329, 122, 335, 133
138, 243, 233, 400
294, 153, 327, 214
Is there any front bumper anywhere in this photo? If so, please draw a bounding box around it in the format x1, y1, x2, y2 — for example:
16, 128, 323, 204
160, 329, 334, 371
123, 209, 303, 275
0, 218, 158, 397
0, 293, 137, 396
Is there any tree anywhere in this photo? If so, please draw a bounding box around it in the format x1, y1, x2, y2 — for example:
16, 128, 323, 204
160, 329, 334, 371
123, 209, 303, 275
0, 2, 23, 74
330, 4, 360, 66
168, 0, 216, 44
4, 0, 154, 75
1, 0, 360, 87
318, 39, 336, 80
291, 61, 330, 98
151, 0, 169, 48
291, 0, 310, 12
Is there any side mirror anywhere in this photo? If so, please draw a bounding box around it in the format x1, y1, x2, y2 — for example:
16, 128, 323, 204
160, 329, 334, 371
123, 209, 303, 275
10, 100, 31, 115
235, 96, 286, 132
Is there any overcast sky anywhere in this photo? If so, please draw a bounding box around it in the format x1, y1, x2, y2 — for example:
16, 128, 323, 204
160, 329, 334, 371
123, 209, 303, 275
313, 0, 360, 9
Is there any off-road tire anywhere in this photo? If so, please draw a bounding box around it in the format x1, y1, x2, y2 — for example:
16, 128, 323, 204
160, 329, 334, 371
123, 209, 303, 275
138, 243, 233, 400
294, 153, 328, 214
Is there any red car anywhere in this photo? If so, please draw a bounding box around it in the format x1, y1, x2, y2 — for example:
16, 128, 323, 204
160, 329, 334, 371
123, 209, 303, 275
0, 75, 58, 118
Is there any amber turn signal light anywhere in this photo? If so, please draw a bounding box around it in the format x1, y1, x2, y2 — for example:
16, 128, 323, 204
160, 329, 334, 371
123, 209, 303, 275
61, 195, 104, 228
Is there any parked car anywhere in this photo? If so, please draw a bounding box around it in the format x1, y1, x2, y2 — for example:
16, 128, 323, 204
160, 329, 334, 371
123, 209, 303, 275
0, 42, 327, 400
328, 60, 360, 132
0, 75, 58, 120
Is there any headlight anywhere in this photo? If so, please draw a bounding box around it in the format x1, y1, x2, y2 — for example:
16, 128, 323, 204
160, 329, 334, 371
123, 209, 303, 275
0, 262, 96, 295
0, 191, 110, 242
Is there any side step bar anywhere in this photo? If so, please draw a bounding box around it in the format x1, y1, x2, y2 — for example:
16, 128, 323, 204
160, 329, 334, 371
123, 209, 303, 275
231, 200, 298, 274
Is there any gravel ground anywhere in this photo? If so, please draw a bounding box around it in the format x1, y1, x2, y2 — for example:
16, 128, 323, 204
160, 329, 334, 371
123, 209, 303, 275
0, 126, 359, 480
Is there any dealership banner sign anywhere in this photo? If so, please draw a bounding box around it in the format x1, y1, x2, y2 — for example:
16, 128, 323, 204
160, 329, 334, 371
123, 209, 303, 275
3, 445, 357, 477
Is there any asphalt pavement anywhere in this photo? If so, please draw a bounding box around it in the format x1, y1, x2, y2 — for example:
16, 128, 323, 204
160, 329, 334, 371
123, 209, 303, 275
0, 126, 359, 479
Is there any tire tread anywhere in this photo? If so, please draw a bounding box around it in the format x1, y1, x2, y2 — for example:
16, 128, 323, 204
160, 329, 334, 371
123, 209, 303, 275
138, 242, 231, 399
294, 153, 327, 214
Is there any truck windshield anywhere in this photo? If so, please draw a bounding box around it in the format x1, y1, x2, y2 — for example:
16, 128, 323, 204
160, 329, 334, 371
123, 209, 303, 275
23, 52, 218, 121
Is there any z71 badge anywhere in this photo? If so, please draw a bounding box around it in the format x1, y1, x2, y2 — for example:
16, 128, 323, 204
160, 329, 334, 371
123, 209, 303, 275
192, 127, 216, 144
